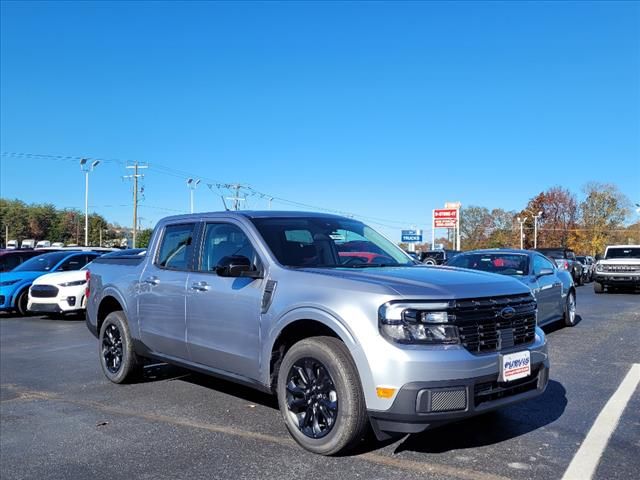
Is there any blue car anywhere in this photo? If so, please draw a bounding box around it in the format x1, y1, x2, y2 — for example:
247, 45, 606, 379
0, 251, 101, 316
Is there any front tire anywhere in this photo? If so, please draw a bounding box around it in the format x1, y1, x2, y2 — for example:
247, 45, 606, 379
563, 291, 577, 327
15, 289, 29, 316
99, 311, 142, 384
594, 281, 604, 294
276, 336, 368, 455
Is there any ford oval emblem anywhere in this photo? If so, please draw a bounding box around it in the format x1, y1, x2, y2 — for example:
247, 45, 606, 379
500, 306, 516, 319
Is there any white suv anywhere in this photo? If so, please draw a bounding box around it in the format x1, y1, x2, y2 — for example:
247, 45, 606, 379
28, 269, 89, 315
594, 245, 640, 293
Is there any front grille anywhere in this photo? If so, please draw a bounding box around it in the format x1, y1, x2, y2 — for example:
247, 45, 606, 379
602, 264, 640, 273
30, 285, 59, 298
431, 388, 467, 412
451, 294, 537, 354
474, 366, 541, 406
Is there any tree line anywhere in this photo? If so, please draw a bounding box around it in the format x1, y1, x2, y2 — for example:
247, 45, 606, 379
0, 198, 154, 248
457, 183, 637, 255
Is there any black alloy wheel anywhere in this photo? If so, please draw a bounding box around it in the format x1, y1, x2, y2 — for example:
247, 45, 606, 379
102, 323, 123, 374
286, 357, 338, 439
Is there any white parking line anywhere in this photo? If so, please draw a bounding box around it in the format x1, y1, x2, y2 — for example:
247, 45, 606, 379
562, 363, 640, 480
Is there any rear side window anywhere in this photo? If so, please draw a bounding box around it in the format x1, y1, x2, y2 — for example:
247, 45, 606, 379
156, 224, 196, 270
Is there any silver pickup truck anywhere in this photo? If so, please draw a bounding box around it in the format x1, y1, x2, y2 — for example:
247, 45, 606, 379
86, 211, 549, 455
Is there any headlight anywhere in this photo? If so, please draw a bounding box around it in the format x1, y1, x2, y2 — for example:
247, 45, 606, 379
58, 280, 86, 287
595, 263, 603, 272
379, 302, 459, 345
0, 279, 20, 287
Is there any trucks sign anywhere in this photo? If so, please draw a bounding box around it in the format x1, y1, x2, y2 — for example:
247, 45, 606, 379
401, 230, 422, 243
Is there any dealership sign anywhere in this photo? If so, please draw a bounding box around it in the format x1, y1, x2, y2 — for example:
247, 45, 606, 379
433, 208, 458, 228
401, 229, 423, 243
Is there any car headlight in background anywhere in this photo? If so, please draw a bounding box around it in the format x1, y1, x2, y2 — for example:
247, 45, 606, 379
58, 280, 87, 287
595, 263, 603, 272
0, 279, 20, 287
379, 302, 459, 345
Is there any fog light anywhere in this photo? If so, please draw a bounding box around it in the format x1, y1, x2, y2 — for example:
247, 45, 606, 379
376, 387, 396, 399
67, 296, 76, 306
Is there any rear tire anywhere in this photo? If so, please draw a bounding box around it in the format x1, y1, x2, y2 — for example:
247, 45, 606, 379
16, 289, 29, 316
563, 291, 577, 327
424, 259, 436, 266
276, 336, 368, 455
99, 311, 142, 384
594, 281, 604, 294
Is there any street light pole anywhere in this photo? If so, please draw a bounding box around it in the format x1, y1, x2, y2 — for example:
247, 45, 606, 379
533, 211, 543, 249
187, 178, 201, 213
80, 159, 100, 246
517, 217, 528, 249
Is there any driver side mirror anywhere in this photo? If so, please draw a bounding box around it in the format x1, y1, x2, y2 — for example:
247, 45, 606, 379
537, 268, 554, 277
216, 255, 263, 279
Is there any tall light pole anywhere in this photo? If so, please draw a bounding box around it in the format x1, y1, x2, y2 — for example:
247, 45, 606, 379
517, 217, 528, 249
533, 211, 543, 248
187, 178, 201, 213
80, 159, 100, 246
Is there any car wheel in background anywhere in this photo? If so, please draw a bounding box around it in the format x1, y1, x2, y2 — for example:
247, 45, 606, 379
99, 311, 142, 384
424, 259, 436, 265
563, 291, 577, 327
16, 289, 30, 316
276, 336, 368, 455
594, 281, 604, 294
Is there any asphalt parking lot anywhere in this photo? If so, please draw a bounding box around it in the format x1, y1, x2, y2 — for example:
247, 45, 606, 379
1, 285, 638, 480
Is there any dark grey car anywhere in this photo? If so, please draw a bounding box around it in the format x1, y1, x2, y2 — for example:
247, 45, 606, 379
446, 249, 577, 327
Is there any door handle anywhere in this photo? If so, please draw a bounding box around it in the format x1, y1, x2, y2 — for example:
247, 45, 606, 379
142, 276, 160, 286
190, 281, 209, 292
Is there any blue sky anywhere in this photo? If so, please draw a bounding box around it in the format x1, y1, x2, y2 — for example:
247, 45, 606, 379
1, 1, 639, 239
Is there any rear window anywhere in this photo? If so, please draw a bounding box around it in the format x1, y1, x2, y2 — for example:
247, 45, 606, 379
156, 224, 196, 270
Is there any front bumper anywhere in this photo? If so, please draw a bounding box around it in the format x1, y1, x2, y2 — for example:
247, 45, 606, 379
594, 274, 640, 286
27, 302, 62, 313
368, 362, 549, 437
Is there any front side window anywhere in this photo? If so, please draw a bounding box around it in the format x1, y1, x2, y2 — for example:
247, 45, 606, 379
156, 224, 196, 270
533, 254, 554, 274
199, 223, 258, 272
251, 217, 413, 268
57, 254, 98, 272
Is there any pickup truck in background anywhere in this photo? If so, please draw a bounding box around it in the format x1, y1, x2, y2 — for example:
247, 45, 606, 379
86, 211, 549, 455
594, 245, 640, 293
534, 247, 584, 286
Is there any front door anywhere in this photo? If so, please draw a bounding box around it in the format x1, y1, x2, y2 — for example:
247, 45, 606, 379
532, 254, 562, 324
186, 221, 263, 380
138, 222, 196, 360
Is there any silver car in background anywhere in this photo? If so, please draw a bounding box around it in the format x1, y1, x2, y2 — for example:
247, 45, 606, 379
446, 249, 576, 327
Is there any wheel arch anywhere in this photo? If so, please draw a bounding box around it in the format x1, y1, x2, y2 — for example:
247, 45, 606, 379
97, 295, 125, 335
266, 309, 361, 392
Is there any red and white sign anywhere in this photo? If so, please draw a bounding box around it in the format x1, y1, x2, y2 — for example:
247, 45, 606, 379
433, 208, 458, 228
434, 218, 457, 228
434, 208, 458, 220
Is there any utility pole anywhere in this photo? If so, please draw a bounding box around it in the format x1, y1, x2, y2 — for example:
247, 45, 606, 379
124, 162, 147, 248
4, 224, 8, 249
80, 159, 100, 246
517, 217, 528, 249
225, 183, 247, 211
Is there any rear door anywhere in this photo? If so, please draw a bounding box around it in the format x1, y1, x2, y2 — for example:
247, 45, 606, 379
186, 221, 263, 380
138, 222, 196, 360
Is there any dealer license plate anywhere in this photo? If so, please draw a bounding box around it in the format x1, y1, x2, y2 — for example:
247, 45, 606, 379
499, 350, 531, 382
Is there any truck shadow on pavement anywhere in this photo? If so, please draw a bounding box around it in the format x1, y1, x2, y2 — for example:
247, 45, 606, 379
392, 380, 567, 455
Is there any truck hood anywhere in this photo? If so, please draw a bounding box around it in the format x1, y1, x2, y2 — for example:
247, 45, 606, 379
32, 270, 85, 286
599, 258, 640, 265
298, 265, 531, 298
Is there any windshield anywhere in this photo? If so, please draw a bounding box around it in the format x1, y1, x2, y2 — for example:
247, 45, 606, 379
538, 250, 564, 259
605, 247, 640, 259
447, 253, 529, 276
251, 217, 414, 268
12, 252, 70, 272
